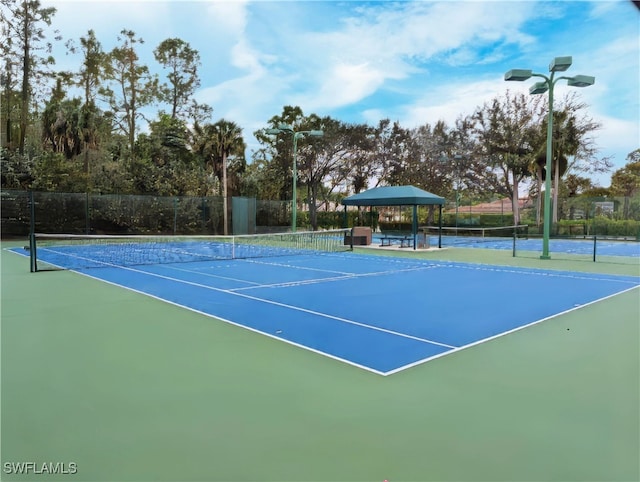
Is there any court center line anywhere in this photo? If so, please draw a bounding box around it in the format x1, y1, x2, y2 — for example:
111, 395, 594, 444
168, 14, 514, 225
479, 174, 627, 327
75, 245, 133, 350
141, 267, 457, 349
131, 255, 441, 291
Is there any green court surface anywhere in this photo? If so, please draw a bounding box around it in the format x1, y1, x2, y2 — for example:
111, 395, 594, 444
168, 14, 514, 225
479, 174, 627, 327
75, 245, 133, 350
1, 241, 639, 481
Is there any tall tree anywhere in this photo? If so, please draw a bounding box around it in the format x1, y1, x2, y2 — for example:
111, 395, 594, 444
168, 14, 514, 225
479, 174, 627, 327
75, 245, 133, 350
610, 150, 640, 219
100, 29, 159, 160
409, 121, 454, 195
211, 120, 245, 235
0, 55, 21, 149
375, 119, 412, 187
133, 114, 202, 196
1, 6, 19, 149
66, 29, 107, 175
534, 109, 581, 223
154, 38, 203, 121
296, 115, 350, 230
65, 29, 106, 106
191, 120, 245, 233
1, 0, 59, 154
534, 92, 610, 223
471, 91, 544, 225
336, 122, 375, 195
253, 106, 306, 201
41, 79, 82, 159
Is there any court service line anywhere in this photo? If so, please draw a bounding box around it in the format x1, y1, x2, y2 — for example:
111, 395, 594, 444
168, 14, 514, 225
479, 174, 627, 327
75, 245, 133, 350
230, 264, 441, 291
160, 264, 264, 286
239, 257, 355, 276
41, 249, 457, 350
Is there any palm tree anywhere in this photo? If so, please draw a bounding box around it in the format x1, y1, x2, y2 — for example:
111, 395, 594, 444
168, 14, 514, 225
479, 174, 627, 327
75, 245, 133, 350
534, 109, 580, 225
195, 120, 245, 235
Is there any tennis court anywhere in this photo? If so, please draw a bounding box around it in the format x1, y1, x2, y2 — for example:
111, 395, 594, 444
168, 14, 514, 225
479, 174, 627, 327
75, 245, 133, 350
373, 226, 640, 259
437, 235, 640, 258
9, 232, 639, 375
2, 235, 639, 481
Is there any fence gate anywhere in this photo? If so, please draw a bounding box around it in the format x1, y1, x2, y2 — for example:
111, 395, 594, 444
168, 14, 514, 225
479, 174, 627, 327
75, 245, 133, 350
232, 197, 257, 235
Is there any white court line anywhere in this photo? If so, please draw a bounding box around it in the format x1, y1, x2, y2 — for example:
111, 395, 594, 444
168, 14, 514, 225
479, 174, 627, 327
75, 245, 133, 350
36, 247, 457, 350
230, 265, 440, 291
132, 252, 441, 292
438, 262, 640, 285
238, 257, 354, 275
160, 264, 263, 286
382, 284, 640, 376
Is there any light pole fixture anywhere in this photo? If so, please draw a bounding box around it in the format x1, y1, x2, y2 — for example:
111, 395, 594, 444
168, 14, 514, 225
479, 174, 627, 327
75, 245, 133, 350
265, 123, 324, 232
505, 56, 594, 259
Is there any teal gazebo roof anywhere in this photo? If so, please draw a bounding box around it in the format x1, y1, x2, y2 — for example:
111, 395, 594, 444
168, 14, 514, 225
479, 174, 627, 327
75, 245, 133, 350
341, 185, 445, 206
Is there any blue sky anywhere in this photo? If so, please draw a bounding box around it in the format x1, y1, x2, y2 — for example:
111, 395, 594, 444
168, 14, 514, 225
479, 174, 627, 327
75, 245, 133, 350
43, 0, 639, 188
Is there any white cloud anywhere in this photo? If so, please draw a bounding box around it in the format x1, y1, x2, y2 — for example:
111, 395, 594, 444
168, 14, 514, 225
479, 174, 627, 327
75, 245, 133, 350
42, 1, 172, 46
307, 62, 388, 110
205, 0, 249, 35
397, 77, 507, 128
280, 1, 540, 112
229, 39, 264, 72
592, 115, 639, 161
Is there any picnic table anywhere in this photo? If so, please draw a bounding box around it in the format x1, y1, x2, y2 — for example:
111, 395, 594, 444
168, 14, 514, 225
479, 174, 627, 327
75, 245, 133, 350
380, 233, 414, 248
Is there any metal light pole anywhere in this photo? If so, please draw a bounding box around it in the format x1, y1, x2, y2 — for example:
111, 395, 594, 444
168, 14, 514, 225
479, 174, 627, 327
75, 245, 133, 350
505, 56, 594, 259
265, 124, 324, 232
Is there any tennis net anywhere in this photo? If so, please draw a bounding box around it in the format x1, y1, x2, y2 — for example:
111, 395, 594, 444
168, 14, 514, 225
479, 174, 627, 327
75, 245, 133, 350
423, 225, 529, 246
28, 229, 352, 271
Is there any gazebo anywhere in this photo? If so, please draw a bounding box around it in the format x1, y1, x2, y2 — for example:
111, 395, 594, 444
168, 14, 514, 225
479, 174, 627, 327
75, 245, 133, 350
341, 185, 446, 249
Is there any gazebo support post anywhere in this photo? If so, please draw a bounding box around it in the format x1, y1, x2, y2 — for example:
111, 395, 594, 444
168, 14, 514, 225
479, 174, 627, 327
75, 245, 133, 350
438, 205, 443, 248
412, 204, 418, 250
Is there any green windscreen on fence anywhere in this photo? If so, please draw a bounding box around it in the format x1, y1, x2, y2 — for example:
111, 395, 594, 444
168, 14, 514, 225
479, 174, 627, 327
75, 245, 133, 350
232, 197, 257, 235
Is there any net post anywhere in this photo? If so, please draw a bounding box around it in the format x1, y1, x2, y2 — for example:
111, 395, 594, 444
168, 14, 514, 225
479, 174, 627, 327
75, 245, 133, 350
350, 227, 354, 250
593, 235, 597, 262
29, 191, 37, 272
512, 226, 516, 257
85, 192, 90, 234
173, 197, 178, 235
29, 232, 37, 272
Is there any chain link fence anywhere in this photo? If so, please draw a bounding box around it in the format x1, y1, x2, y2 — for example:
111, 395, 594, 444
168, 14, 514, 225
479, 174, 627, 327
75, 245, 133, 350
2, 190, 638, 239
441, 195, 640, 239
1, 190, 294, 237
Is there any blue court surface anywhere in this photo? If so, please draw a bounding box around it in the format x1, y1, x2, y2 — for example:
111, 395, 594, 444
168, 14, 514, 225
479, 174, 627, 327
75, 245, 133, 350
13, 245, 640, 375
377, 234, 640, 257
472, 237, 639, 257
